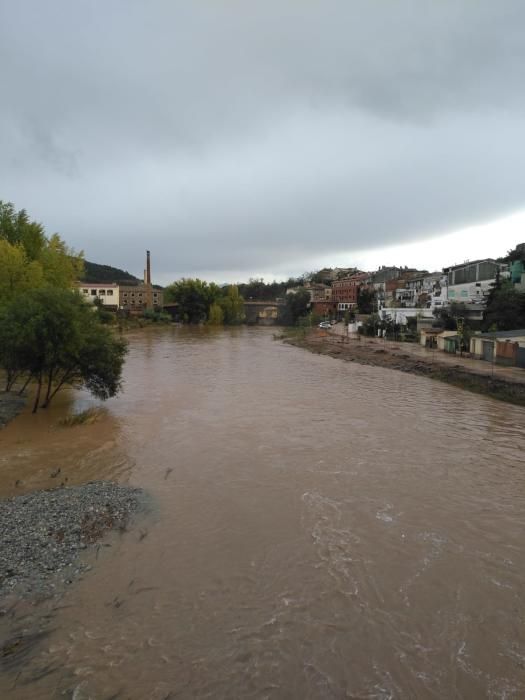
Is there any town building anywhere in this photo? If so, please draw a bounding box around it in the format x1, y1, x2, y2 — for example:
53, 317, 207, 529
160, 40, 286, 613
77, 283, 119, 308
119, 285, 163, 312
393, 272, 444, 308
306, 283, 336, 318
367, 266, 426, 309
306, 283, 332, 303
444, 259, 508, 305
119, 250, 163, 312
332, 272, 368, 314
509, 259, 525, 291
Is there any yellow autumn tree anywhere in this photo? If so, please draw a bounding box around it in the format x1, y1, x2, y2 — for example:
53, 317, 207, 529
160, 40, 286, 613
0, 201, 84, 304
0, 239, 44, 302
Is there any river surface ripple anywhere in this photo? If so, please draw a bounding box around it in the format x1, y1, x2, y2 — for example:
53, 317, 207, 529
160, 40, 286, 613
1, 327, 524, 699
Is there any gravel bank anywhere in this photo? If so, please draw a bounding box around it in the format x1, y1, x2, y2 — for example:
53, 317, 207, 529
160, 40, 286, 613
0, 481, 146, 601
0, 392, 26, 429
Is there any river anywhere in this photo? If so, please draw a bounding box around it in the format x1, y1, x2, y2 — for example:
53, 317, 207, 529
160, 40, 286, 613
1, 327, 524, 699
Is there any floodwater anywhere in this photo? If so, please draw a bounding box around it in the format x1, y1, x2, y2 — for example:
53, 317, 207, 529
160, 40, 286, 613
1, 327, 524, 699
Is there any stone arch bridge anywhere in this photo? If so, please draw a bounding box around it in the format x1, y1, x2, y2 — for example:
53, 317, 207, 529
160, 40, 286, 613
243, 301, 286, 325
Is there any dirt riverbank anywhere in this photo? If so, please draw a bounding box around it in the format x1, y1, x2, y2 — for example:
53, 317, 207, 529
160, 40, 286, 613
284, 329, 525, 406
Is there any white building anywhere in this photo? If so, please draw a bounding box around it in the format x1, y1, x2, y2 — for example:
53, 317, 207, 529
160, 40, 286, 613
443, 259, 507, 305
77, 283, 119, 307
378, 307, 434, 325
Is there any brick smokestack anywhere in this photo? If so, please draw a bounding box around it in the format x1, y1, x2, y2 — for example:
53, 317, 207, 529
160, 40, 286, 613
145, 250, 153, 310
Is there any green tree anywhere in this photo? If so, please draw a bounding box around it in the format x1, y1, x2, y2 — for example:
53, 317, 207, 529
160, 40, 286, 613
433, 302, 468, 330
219, 285, 245, 324
208, 302, 225, 325
0, 239, 44, 302
0, 201, 84, 296
499, 242, 525, 263
482, 281, 525, 331
0, 289, 127, 412
165, 278, 221, 323
283, 288, 310, 325
357, 287, 376, 314
0, 201, 46, 260
237, 276, 304, 302
40, 233, 84, 288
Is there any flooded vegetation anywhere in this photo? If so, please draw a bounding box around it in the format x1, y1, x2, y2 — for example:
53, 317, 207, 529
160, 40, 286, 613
1, 327, 524, 698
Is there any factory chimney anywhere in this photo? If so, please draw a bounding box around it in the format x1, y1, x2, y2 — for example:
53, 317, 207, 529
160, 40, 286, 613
145, 250, 153, 310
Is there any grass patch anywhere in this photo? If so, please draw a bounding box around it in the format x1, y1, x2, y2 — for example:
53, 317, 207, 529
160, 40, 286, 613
59, 407, 106, 427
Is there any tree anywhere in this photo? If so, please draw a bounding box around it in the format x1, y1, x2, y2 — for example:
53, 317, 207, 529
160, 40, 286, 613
482, 282, 525, 331
0, 289, 127, 412
208, 302, 224, 325
219, 285, 245, 324
283, 288, 310, 325
0, 201, 46, 260
0, 201, 84, 298
433, 302, 468, 330
40, 233, 84, 288
499, 242, 525, 263
0, 240, 44, 302
357, 287, 376, 314
164, 278, 221, 323
237, 276, 304, 302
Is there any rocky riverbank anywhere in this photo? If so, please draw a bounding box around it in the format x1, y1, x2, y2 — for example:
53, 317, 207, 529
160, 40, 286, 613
284, 329, 525, 406
0, 392, 27, 430
0, 481, 146, 602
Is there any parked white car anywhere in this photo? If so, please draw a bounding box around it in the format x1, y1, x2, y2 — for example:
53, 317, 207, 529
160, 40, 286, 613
319, 321, 331, 329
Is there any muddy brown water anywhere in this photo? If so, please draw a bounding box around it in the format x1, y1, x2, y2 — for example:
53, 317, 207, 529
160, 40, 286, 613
1, 327, 524, 699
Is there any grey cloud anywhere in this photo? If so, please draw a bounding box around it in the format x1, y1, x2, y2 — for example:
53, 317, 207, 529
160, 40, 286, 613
1, 1, 525, 280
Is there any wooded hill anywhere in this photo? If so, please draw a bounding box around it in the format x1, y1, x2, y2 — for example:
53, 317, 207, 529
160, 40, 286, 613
80, 260, 141, 285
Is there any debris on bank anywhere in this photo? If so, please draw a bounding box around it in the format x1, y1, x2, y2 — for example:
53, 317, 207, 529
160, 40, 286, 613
285, 331, 525, 407
0, 481, 146, 601
0, 392, 27, 430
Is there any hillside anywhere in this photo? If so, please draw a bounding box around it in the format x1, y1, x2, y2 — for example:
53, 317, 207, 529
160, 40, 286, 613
80, 260, 141, 285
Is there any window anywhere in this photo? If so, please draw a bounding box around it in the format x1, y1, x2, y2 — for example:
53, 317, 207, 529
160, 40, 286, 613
91, 289, 97, 296
82, 289, 88, 294
99, 289, 106, 295
107, 290, 113, 296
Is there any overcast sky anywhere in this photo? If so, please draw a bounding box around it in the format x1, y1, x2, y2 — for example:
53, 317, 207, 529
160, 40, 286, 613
1, 1, 524, 284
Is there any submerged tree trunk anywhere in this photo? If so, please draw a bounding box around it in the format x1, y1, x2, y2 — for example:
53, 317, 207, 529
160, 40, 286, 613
32, 372, 43, 414
5, 371, 19, 392
18, 374, 32, 396
41, 368, 54, 409
43, 369, 73, 409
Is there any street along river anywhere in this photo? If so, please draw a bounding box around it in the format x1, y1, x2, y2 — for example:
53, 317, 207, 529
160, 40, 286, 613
1, 327, 524, 698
